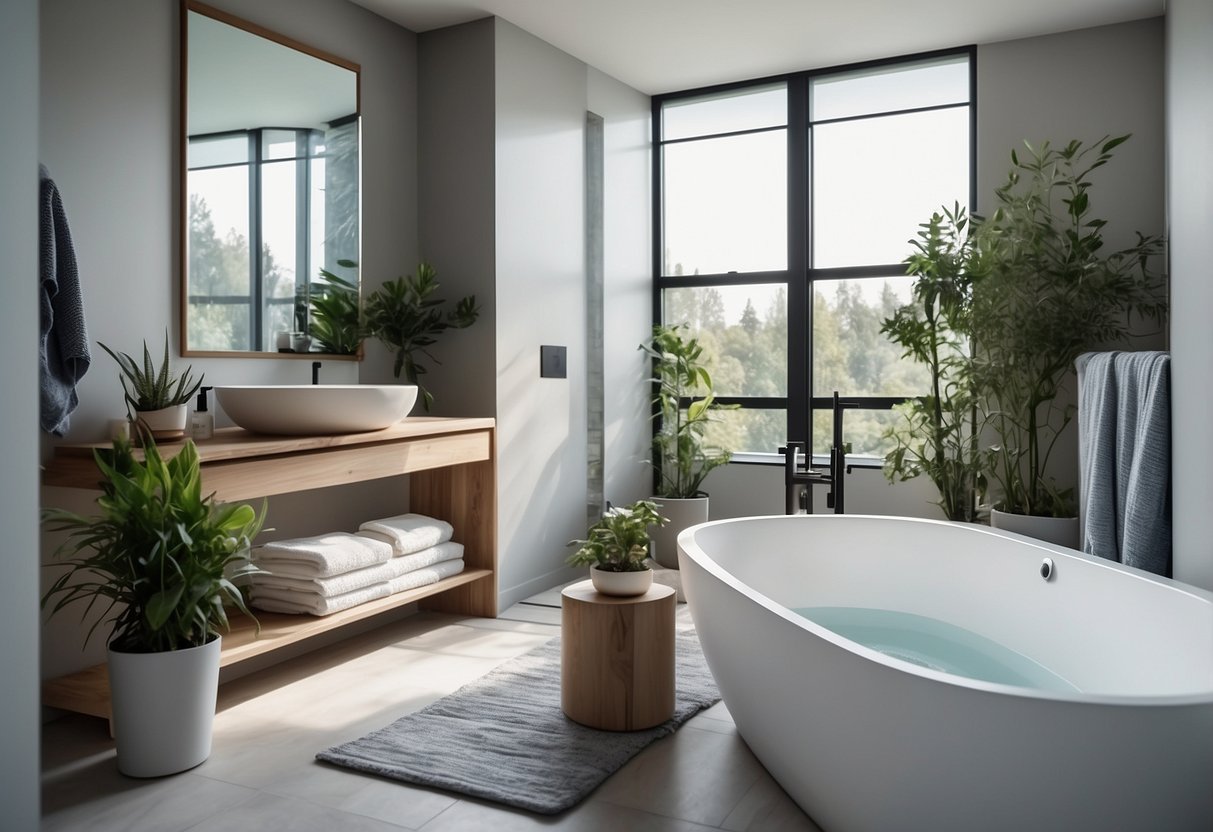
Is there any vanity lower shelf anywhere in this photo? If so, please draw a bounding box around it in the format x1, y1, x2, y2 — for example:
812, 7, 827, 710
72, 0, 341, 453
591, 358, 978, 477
41, 568, 493, 721
41, 416, 499, 722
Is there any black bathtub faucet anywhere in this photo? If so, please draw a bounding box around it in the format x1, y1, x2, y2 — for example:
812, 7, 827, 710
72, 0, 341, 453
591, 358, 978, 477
312, 361, 321, 385
778, 392, 858, 515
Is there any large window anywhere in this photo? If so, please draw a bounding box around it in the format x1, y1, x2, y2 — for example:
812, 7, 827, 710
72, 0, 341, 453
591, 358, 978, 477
654, 50, 974, 459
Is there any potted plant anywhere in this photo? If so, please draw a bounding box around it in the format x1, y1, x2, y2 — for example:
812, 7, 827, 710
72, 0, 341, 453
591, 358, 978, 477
308, 260, 362, 356
363, 261, 478, 411
99, 333, 203, 442
970, 135, 1166, 545
881, 203, 986, 523
42, 437, 266, 777
640, 324, 735, 568
567, 500, 666, 596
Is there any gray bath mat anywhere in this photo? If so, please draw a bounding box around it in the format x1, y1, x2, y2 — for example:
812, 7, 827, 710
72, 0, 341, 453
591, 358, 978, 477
317, 629, 721, 814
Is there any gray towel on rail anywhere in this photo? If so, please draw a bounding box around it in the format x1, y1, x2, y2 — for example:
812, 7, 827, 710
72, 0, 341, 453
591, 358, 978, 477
39, 164, 90, 436
1077, 351, 1170, 576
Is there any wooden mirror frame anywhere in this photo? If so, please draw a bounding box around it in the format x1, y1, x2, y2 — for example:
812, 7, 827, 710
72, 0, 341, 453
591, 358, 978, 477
179, 0, 362, 360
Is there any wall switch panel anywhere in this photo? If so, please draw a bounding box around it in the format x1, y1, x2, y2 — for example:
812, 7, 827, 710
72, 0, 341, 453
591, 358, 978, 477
540, 345, 567, 378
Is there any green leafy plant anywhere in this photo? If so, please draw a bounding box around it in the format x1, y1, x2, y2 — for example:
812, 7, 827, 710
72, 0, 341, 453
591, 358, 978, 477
566, 500, 666, 573
308, 260, 362, 355
641, 324, 736, 498
42, 437, 266, 653
971, 135, 1167, 517
99, 333, 204, 416
881, 203, 985, 522
363, 262, 479, 411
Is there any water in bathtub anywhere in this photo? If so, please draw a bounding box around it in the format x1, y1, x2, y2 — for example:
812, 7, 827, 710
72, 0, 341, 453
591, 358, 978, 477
794, 607, 1078, 693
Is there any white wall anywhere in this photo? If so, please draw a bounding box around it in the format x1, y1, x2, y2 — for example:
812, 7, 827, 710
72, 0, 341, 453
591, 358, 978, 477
39, 0, 421, 678
1, 0, 43, 824
1167, 0, 1213, 591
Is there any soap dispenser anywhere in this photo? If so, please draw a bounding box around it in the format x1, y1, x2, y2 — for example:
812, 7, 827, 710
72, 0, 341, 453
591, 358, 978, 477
191, 386, 214, 441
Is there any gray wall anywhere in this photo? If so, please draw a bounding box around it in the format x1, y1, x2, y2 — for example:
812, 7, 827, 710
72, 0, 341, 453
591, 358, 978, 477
708, 18, 1167, 523
1168, 0, 1213, 591
418, 20, 653, 607
417, 19, 497, 418
39, 0, 421, 678
1, 0, 42, 825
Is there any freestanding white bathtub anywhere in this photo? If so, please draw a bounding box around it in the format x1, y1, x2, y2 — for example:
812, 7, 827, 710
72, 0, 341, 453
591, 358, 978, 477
678, 515, 1213, 832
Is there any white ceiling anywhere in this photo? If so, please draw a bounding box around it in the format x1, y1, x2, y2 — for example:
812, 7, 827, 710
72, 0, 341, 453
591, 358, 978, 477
347, 0, 1163, 94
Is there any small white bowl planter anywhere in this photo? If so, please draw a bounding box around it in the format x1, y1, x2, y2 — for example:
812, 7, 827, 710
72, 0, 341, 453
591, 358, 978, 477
590, 565, 653, 597
132, 404, 188, 442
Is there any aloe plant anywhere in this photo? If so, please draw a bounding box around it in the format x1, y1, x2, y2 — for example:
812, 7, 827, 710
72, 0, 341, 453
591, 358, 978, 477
42, 437, 266, 653
99, 333, 203, 415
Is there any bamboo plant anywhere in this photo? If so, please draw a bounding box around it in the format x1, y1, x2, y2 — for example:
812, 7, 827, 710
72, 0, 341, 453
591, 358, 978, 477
881, 204, 986, 522
970, 136, 1166, 517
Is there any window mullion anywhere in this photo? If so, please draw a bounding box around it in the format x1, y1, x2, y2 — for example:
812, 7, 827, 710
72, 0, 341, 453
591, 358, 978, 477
787, 76, 810, 450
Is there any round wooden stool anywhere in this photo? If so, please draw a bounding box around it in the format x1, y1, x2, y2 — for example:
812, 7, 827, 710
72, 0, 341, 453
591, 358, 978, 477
560, 580, 676, 731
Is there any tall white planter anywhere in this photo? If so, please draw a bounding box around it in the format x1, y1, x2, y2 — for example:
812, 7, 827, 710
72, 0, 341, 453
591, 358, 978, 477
990, 509, 1080, 550
107, 635, 222, 777
649, 496, 709, 569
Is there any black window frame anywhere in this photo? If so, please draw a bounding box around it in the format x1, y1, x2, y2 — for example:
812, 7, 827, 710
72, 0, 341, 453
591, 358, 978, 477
652, 46, 977, 462
186, 125, 323, 351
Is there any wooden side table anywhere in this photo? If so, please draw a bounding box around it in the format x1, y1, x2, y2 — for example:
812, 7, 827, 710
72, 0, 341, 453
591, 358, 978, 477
560, 580, 676, 731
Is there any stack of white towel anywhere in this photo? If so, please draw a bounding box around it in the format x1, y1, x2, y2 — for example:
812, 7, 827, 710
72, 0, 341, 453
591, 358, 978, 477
248, 513, 466, 616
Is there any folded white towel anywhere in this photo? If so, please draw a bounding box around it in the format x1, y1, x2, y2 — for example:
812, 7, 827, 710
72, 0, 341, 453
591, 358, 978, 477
358, 513, 454, 556
250, 582, 391, 616
253, 532, 393, 578
254, 542, 465, 597
387, 557, 465, 595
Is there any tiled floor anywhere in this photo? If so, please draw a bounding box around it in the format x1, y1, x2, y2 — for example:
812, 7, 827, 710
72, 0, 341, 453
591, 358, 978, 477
40, 589, 822, 831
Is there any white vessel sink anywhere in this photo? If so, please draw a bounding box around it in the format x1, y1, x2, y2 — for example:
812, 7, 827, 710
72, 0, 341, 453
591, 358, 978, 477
214, 385, 418, 435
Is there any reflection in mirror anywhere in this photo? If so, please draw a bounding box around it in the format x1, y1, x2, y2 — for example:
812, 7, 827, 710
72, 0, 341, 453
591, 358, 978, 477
183, 2, 360, 356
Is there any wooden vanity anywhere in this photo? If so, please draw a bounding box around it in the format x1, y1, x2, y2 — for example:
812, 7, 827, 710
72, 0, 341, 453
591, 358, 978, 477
40, 416, 498, 721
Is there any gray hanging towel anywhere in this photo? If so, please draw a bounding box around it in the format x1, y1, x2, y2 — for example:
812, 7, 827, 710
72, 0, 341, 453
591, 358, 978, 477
39, 164, 91, 436
1077, 351, 1170, 577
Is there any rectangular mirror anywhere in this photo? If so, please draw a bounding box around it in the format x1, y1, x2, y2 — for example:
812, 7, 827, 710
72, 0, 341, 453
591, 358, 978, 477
182, 1, 361, 357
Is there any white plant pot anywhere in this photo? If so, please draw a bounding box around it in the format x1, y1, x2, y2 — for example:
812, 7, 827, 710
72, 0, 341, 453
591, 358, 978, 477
133, 404, 188, 442
107, 635, 222, 777
990, 508, 1080, 550
649, 496, 710, 570
590, 565, 653, 597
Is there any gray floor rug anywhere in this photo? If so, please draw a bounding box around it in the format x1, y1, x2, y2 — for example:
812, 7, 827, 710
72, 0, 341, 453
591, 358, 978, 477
317, 629, 721, 814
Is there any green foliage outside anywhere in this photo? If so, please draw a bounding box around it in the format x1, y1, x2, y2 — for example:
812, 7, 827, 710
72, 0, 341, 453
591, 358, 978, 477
664, 282, 929, 457
42, 438, 266, 653
188, 194, 292, 351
